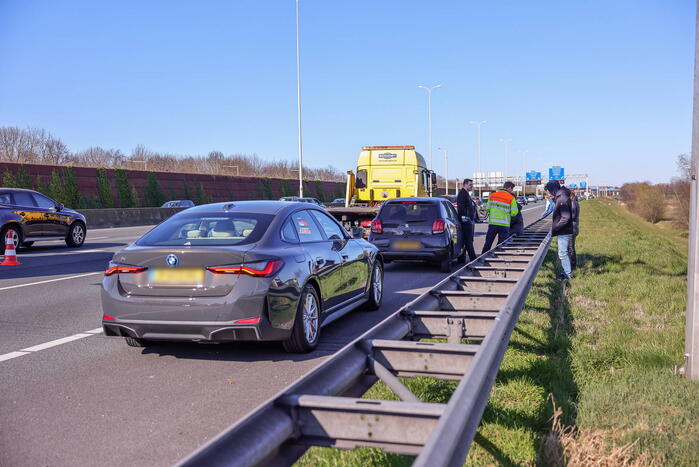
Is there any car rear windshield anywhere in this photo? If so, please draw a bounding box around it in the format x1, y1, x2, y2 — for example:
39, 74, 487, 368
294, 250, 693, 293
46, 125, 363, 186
378, 202, 439, 224
136, 212, 273, 246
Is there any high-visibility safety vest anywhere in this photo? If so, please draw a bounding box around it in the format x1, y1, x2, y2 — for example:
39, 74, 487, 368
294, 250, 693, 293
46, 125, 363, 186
486, 190, 519, 227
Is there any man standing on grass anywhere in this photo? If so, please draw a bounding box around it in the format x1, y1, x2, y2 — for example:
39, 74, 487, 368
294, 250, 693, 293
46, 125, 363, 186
481, 181, 519, 254
545, 180, 574, 280
569, 190, 580, 269
457, 178, 478, 262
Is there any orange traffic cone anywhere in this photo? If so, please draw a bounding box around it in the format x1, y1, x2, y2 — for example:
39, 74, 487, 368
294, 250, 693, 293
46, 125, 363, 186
1, 230, 20, 266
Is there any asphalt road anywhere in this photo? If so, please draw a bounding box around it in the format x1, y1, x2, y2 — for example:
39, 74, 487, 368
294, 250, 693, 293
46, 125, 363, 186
0, 203, 544, 467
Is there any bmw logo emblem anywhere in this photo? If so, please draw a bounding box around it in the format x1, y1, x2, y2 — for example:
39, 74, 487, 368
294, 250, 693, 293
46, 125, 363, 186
166, 254, 179, 267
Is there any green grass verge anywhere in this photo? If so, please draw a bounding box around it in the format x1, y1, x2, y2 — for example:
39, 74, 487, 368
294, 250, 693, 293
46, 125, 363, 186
296, 199, 699, 466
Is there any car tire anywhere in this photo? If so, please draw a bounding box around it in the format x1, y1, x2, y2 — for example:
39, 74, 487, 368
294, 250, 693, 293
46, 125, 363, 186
0, 225, 21, 254
66, 222, 86, 248
362, 261, 383, 311
283, 284, 321, 353
440, 249, 453, 273
21, 241, 34, 249
125, 337, 148, 347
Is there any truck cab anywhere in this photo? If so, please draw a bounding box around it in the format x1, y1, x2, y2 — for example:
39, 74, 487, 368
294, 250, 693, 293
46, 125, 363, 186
346, 146, 436, 206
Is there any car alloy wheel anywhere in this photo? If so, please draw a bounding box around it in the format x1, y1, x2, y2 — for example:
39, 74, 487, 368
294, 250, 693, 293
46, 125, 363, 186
372, 264, 383, 303
72, 224, 85, 245
302, 292, 319, 344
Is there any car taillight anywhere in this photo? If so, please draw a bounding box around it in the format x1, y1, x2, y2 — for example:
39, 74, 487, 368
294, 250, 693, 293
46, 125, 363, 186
102, 314, 116, 321
432, 219, 446, 234
370, 219, 383, 234
207, 259, 284, 277
104, 265, 147, 276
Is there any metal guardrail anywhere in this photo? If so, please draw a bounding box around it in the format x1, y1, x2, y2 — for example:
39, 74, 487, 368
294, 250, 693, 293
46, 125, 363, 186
179, 217, 552, 467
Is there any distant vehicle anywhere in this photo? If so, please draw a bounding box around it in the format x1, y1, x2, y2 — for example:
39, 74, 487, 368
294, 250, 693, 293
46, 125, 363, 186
101, 201, 384, 353
0, 188, 87, 252
472, 196, 483, 205
438, 194, 458, 210
368, 198, 465, 273
161, 200, 195, 208
329, 198, 346, 206
516, 195, 528, 205
526, 194, 537, 203
280, 197, 323, 206
536, 194, 544, 201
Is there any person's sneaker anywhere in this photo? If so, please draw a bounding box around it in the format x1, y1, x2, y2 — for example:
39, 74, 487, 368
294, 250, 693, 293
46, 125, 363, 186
557, 272, 573, 281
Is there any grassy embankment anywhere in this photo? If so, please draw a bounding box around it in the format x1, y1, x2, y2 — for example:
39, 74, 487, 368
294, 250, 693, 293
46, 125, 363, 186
297, 199, 699, 466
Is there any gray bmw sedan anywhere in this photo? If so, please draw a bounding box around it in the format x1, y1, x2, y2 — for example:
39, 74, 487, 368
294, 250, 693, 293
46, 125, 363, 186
101, 201, 384, 353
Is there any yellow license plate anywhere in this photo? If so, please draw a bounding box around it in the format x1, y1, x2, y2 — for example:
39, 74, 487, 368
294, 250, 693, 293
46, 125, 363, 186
394, 240, 421, 250
150, 268, 205, 284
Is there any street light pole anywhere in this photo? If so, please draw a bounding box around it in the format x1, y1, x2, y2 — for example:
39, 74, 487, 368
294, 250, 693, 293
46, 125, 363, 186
295, 0, 304, 197
686, 2, 699, 380
469, 121, 486, 198
418, 84, 442, 171
520, 150, 528, 195
437, 147, 448, 195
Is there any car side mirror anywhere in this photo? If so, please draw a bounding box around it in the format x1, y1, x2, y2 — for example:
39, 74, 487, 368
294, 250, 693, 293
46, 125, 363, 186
332, 238, 347, 250
55, 203, 64, 211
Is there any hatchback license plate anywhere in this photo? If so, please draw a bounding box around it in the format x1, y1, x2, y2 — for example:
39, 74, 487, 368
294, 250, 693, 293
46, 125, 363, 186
394, 240, 421, 250
150, 268, 204, 284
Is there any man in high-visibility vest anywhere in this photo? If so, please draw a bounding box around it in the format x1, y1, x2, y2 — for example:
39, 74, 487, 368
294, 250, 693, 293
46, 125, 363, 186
481, 181, 519, 254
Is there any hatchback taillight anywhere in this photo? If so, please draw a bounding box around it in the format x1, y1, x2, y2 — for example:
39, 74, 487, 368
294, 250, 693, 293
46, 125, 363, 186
432, 219, 446, 234
370, 219, 383, 234
207, 259, 284, 277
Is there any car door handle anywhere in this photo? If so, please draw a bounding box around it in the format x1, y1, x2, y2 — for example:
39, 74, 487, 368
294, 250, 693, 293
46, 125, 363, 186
341, 254, 349, 262
314, 257, 326, 267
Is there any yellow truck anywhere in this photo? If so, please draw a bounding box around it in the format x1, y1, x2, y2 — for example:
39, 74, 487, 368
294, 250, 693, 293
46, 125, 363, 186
345, 145, 436, 206
326, 145, 436, 235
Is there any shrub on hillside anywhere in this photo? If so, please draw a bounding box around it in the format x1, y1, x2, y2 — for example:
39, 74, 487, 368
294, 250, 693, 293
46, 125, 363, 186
96, 168, 114, 208
633, 184, 665, 223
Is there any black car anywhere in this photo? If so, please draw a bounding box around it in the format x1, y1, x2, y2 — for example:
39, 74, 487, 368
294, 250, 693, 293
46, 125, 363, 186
161, 200, 195, 208
0, 188, 87, 252
368, 197, 464, 272
101, 201, 383, 353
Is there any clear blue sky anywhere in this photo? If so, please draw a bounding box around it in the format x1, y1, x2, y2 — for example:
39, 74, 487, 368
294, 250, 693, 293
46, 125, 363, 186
0, 0, 694, 186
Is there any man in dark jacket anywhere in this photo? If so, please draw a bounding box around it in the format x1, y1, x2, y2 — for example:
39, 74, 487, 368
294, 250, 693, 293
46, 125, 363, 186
569, 190, 580, 269
545, 180, 574, 280
457, 178, 477, 261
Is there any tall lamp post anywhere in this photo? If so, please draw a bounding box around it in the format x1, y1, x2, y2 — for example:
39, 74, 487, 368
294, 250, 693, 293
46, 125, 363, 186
418, 84, 442, 171
687, 4, 699, 380
469, 120, 486, 197
437, 147, 448, 195
295, 0, 304, 197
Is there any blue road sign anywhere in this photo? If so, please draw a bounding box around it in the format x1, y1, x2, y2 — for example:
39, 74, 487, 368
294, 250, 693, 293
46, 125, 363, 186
569, 184, 577, 188
549, 166, 565, 181
579, 181, 587, 189
525, 170, 542, 181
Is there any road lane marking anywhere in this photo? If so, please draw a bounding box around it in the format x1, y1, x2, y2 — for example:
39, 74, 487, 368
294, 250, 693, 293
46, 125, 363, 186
21, 333, 92, 352
0, 351, 30, 362
0, 272, 100, 291
0, 328, 104, 363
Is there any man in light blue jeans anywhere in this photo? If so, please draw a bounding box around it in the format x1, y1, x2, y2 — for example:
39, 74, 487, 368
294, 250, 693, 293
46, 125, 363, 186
557, 233, 573, 278
544, 180, 574, 281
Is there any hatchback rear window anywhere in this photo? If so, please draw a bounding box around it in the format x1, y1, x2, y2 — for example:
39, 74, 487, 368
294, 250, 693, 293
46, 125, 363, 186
136, 212, 273, 246
378, 202, 439, 224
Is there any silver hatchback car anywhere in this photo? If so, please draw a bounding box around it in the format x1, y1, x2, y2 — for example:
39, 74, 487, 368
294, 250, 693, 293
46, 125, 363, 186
101, 201, 384, 353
